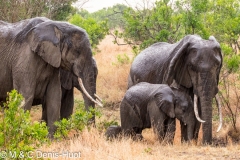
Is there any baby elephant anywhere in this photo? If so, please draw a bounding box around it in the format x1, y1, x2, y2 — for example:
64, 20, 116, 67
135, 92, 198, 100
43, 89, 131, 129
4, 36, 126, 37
105, 82, 193, 144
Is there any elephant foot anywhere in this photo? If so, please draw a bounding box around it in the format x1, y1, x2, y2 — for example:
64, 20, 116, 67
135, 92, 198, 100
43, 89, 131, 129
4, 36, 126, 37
105, 125, 122, 140
133, 134, 143, 141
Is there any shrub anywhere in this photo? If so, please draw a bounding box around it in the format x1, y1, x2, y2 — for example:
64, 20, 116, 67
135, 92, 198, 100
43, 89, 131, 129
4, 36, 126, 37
116, 53, 130, 65
54, 100, 102, 139
0, 90, 48, 158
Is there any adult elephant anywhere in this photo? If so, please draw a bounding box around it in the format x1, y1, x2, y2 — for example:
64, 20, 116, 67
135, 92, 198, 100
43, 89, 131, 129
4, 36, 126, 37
128, 35, 223, 144
0, 17, 102, 137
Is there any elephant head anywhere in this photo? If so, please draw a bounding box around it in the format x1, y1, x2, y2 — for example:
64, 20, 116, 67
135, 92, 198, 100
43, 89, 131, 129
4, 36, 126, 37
27, 20, 102, 108
154, 86, 176, 119
164, 35, 223, 144
171, 87, 197, 141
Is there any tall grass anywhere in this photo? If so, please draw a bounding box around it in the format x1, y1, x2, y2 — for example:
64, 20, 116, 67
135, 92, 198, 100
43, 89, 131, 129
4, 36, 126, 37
94, 35, 133, 103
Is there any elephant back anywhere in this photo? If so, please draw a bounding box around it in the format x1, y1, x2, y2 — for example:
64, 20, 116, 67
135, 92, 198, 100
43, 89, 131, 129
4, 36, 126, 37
124, 82, 170, 107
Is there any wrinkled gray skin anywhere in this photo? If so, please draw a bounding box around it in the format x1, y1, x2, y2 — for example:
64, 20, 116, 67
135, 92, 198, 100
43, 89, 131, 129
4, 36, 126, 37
0, 17, 97, 137
105, 82, 192, 144
128, 35, 222, 144
40, 58, 98, 122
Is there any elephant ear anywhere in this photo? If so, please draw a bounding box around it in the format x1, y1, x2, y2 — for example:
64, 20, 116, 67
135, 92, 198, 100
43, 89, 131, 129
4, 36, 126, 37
209, 36, 223, 84
154, 92, 175, 118
60, 69, 73, 90
28, 21, 62, 68
164, 35, 202, 88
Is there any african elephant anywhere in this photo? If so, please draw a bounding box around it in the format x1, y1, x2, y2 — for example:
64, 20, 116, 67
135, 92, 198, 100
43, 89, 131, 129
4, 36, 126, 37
105, 82, 193, 144
0, 17, 102, 137
128, 35, 223, 144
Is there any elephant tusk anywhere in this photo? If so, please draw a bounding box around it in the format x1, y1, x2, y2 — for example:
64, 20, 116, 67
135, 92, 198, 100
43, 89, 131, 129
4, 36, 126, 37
215, 94, 222, 132
78, 78, 103, 107
96, 99, 103, 107
194, 94, 206, 123
94, 93, 103, 103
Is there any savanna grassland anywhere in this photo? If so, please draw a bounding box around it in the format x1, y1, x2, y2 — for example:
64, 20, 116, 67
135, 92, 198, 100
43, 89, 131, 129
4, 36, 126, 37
31, 35, 240, 160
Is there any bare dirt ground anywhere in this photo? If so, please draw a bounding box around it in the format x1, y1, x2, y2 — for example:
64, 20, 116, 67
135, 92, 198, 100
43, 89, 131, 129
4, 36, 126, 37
31, 35, 240, 159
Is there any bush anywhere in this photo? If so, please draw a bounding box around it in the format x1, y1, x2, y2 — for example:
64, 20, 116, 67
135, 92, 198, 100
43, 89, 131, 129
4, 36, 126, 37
54, 100, 102, 139
0, 90, 48, 158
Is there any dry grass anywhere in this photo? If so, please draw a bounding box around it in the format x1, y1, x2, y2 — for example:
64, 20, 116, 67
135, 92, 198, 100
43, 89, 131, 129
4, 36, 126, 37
32, 35, 240, 159
39, 127, 240, 160
94, 35, 133, 103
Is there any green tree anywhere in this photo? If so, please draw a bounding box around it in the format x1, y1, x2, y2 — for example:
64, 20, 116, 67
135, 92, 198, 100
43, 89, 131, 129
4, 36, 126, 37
78, 4, 128, 29
0, 0, 78, 22
114, 0, 182, 50
176, 0, 210, 38
51, 1, 78, 21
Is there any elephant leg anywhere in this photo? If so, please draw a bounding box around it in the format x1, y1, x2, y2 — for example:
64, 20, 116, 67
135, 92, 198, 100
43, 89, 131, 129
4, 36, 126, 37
180, 121, 188, 142
45, 71, 61, 138
193, 99, 202, 141
147, 100, 166, 142
60, 87, 74, 119
41, 97, 47, 122
120, 100, 143, 138
13, 80, 35, 111
105, 125, 122, 140
164, 118, 176, 144
193, 121, 201, 141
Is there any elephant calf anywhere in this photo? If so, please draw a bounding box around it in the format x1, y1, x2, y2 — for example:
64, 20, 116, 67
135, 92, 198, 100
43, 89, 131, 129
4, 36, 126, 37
105, 82, 193, 144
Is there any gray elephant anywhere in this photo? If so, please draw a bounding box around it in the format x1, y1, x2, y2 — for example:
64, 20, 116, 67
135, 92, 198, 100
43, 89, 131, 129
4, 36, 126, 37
105, 82, 193, 144
0, 17, 102, 137
128, 35, 222, 144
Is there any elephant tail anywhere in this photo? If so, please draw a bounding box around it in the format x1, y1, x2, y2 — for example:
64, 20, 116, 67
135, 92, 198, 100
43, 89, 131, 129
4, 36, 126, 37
105, 125, 122, 140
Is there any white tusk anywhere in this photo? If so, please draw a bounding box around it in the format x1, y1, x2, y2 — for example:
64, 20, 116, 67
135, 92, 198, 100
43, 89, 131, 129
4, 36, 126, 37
78, 78, 103, 107
194, 94, 206, 123
94, 93, 103, 103
215, 94, 222, 132
96, 99, 103, 107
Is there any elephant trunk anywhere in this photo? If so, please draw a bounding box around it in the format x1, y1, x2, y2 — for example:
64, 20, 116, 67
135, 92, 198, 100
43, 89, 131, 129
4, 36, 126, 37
200, 95, 213, 144
192, 72, 218, 144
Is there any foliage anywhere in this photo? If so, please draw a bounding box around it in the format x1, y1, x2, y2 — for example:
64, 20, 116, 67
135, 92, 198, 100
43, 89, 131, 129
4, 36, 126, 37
0, 90, 48, 158
176, 0, 210, 39
118, 0, 181, 50
0, 0, 78, 22
52, 2, 78, 21
68, 14, 109, 50
97, 120, 118, 132
77, 4, 128, 29
112, 53, 131, 65
111, 0, 239, 52
54, 100, 102, 139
